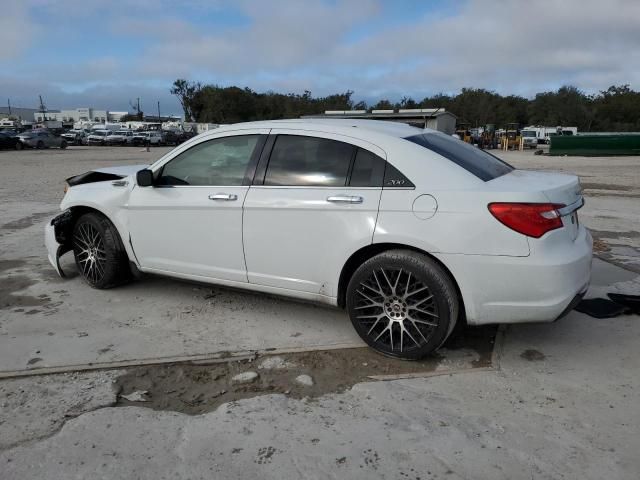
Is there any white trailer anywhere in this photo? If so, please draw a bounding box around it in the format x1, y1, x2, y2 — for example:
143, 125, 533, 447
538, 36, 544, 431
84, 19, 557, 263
523, 126, 578, 144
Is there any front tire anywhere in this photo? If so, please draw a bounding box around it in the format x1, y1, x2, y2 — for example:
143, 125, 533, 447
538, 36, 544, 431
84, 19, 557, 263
15, 141, 23, 150
346, 250, 458, 360
72, 213, 131, 289
60, 140, 67, 149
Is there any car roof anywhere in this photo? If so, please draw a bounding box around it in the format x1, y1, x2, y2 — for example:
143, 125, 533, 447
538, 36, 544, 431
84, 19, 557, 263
213, 118, 432, 140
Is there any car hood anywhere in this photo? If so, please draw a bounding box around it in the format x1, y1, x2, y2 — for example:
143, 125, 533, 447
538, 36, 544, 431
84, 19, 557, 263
93, 165, 149, 176
66, 164, 149, 188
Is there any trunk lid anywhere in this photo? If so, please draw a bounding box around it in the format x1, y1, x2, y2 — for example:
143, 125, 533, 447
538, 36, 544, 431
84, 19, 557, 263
488, 170, 581, 205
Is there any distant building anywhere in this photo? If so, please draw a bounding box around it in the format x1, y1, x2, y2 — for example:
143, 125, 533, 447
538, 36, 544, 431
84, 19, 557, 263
0, 106, 39, 126
304, 108, 457, 135
108, 111, 129, 122
34, 108, 108, 124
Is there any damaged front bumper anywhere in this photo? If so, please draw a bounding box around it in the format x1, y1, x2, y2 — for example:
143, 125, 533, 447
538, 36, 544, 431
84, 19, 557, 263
45, 210, 74, 277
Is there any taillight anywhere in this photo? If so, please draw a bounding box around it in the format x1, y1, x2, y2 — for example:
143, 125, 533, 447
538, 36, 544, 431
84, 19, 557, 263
488, 203, 564, 238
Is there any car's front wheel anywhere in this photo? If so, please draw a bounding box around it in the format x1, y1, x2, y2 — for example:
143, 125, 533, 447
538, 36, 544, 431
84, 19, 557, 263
72, 213, 131, 289
346, 250, 458, 360
15, 141, 23, 150
60, 140, 67, 149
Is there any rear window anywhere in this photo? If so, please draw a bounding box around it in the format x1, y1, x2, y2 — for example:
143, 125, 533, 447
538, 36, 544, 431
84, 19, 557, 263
264, 135, 354, 187
405, 133, 514, 181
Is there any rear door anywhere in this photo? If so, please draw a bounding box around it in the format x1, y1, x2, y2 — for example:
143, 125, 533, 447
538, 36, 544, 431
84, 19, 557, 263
243, 130, 385, 297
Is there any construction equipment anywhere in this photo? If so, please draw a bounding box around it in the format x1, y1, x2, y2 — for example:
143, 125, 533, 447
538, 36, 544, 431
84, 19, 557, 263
501, 123, 523, 150
479, 124, 497, 149
455, 122, 473, 143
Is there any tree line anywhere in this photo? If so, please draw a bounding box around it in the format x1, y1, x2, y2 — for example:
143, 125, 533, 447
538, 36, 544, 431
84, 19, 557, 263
171, 80, 640, 132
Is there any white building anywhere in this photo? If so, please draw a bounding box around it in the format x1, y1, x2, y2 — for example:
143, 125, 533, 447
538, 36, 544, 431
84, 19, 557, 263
35, 108, 109, 123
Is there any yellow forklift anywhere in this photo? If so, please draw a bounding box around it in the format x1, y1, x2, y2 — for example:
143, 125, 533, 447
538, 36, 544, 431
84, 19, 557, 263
455, 123, 473, 143
501, 123, 522, 150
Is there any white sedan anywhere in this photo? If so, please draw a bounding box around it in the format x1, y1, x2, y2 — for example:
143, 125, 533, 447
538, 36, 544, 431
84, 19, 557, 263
45, 119, 592, 359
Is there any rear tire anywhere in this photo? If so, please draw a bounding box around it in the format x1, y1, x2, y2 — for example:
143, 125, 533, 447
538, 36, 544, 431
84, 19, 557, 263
60, 140, 67, 149
15, 141, 23, 151
72, 213, 131, 289
346, 250, 458, 360
36, 140, 44, 149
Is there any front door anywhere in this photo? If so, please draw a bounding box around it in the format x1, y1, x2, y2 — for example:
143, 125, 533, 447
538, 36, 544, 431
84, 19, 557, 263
127, 130, 267, 282
243, 131, 385, 297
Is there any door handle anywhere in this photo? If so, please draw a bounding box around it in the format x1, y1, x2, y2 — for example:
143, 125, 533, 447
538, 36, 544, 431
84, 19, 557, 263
208, 193, 238, 201
327, 195, 364, 204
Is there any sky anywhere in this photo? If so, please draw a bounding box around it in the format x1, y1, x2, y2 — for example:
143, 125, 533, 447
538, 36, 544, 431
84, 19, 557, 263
1, 0, 639, 115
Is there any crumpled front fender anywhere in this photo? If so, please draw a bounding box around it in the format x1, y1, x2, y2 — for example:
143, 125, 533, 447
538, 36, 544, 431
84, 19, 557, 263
44, 210, 74, 277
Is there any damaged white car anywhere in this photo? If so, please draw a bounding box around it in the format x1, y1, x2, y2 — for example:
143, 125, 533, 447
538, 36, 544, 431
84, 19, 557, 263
45, 119, 592, 359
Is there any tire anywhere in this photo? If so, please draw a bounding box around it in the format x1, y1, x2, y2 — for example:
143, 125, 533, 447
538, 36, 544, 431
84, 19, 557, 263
60, 140, 67, 149
15, 141, 23, 151
346, 250, 458, 360
36, 140, 44, 149
72, 213, 131, 289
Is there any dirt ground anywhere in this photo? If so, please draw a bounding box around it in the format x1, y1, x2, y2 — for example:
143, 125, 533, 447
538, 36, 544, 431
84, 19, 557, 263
114, 326, 496, 415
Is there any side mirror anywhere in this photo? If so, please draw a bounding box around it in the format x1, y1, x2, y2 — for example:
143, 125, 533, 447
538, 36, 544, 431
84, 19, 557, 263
136, 169, 154, 187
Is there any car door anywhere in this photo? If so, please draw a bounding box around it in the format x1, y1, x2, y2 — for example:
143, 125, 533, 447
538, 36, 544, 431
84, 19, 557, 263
243, 130, 385, 297
127, 130, 268, 282
42, 132, 54, 147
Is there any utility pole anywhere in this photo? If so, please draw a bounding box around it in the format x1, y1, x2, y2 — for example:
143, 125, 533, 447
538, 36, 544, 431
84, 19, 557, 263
157, 101, 161, 122
38, 95, 47, 121
7, 98, 11, 116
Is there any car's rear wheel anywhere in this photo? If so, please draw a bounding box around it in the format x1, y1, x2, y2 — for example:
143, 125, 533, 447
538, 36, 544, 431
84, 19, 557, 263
36, 140, 44, 149
346, 250, 458, 360
72, 213, 131, 289
60, 140, 67, 149
15, 141, 23, 151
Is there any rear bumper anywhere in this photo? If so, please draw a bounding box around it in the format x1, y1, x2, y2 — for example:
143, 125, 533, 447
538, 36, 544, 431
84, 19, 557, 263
438, 227, 593, 325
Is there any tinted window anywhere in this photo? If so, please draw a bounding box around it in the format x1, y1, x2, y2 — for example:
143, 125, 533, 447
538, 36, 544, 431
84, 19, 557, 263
264, 135, 354, 187
160, 135, 259, 186
349, 149, 385, 187
405, 132, 513, 181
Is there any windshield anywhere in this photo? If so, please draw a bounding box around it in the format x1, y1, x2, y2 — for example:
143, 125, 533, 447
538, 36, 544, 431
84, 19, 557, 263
405, 132, 514, 181
93, 131, 107, 136
522, 131, 536, 137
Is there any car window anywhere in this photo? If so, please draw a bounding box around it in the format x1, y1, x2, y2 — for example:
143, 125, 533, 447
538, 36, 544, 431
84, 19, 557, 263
405, 132, 513, 181
264, 135, 355, 187
349, 148, 385, 187
159, 135, 259, 186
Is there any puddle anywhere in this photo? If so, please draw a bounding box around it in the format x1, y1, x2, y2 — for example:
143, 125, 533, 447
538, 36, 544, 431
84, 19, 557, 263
0, 259, 26, 273
1, 212, 55, 231
114, 325, 497, 415
0, 275, 51, 309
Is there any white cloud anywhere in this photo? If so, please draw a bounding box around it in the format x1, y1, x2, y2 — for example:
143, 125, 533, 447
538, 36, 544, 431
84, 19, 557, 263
0, 3, 37, 61
1, 0, 640, 108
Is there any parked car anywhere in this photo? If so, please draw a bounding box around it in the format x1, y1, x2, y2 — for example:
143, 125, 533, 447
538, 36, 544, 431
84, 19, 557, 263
131, 131, 162, 146
61, 129, 89, 145
87, 130, 113, 146
106, 130, 135, 146
17, 130, 67, 149
0, 131, 23, 150
45, 119, 592, 359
